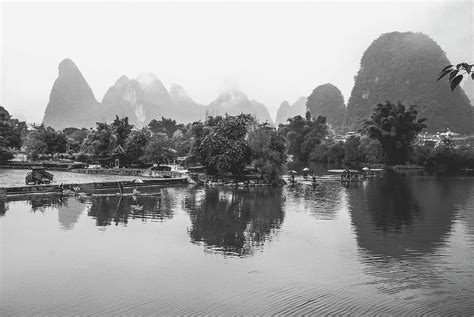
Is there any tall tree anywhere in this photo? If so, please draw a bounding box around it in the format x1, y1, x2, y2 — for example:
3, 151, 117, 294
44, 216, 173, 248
111, 116, 133, 146
363, 101, 427, 165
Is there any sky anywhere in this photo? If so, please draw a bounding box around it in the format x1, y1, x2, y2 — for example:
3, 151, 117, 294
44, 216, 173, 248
1, 0, 473, 123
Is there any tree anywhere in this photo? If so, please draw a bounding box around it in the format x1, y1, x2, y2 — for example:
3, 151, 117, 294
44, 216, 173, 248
278, 112, 328, 162
24, 124, 67, 160
111, 116, 133, 146
148, 117, 184, 138
82, 122, 117, 158
0, 147, 13, 163
123, 128, 152, 164
197, 114, 252, 176
141, 134, 176, 164
363, 101, 427, 165
248, 123, 287, 182
438, 62, 474, 91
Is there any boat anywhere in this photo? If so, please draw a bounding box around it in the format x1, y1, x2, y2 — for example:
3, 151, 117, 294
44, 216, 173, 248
76, 178, 188, 195
327, 169, 366, 182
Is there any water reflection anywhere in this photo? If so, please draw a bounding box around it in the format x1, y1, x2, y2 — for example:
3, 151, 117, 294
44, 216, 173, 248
87, 189, 177, 226
184, 187, 285, 256
285, 181, 344, 220
349, 174, 473, 258
0, 199, 7, 216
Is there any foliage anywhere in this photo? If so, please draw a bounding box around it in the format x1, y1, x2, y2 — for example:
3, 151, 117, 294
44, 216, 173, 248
123, 128, 152, 164
63, 127, 89, 153
148, 117, 184, 138
248, 123, 287, 182
306, 83, 346, 131
111, 116, 133, 146
196, 114, 252, 176
438, 62, 474, 91
24, 124, 67, 160
363, 101, 427, 165
278, 112, 328, 162
347, 31, 472, 134
141, 134, 176, 164
0, 147, 14, 163
0, 109, 27, 150
82, 122, 117, 158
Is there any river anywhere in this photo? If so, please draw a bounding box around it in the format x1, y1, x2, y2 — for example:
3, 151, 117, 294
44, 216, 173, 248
1, 172, 473, 315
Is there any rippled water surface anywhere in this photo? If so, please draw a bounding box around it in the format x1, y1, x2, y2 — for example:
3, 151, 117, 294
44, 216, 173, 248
1, 173, 474, 315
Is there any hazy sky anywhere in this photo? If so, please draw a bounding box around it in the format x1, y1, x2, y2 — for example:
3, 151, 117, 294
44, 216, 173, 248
1, 0, 473, 123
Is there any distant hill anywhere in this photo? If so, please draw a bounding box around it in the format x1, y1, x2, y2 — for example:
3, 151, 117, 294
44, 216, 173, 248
42, 59, 100, 129
168, 84, 206, 123
306, 83, 346, 131
347, 32, 473, 134
42, 59, 277, 128
101, 73, 173, 127
207, 90, 273, 124
275, 97, 307, 125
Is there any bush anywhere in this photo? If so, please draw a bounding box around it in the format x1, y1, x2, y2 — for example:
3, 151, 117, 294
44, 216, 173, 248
0, 147, 14, 163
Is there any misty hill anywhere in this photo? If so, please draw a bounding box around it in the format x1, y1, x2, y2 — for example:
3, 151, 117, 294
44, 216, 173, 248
207, 90, 273, 124
275, 97, 307, 125
42, 59, 276, 128
42, 59, 100, 129
101, 73, 173, 127
306, 83, 346, 131
347, 31, 473, 134
168, 84, 206, 123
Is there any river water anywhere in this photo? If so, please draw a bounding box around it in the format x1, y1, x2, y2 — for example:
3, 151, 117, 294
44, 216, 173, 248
1, 172, 473, 315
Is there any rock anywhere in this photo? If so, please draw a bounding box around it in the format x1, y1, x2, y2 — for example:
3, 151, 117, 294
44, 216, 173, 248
347, 32, 473, 134
306, 83, 346, 131
42, 58, 99, 129
275, 97, 307, 125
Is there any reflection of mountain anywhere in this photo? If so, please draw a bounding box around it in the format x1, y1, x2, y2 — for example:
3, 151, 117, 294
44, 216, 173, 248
184, 187, 285, 256
57, 199, 84, 230
87, 190, 176, 226
349, 174, 472, 258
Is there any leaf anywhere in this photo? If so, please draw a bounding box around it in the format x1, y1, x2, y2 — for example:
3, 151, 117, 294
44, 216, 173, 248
437, 69, 451, 81
466, 64, 472, 73
471, 73, 474, 80
449, 69, 459, 81
450, 75, 463, 91
440, 65, 453, 73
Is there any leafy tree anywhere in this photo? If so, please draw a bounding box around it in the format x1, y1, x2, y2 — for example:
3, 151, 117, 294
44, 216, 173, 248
148, 117, 184, 138
141, 134, 176, 164
248, 123, 287, 182
63, 127, 89, 153
363, 101, 427, 165
343, 136, 363, 163
82, 122, 117, 158
123, 128, 152, 164
438, 62, 474, 91
24, 124, 67, 160
111, 116, 133, 146
0, 107, 27, 150
0, 147, 14, 163
197, 114, 252, 176
278, 112, 328, 162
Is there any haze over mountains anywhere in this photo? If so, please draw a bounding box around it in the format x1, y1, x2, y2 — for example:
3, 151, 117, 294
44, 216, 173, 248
42, 59, 273, 129
42, 32, 472, 133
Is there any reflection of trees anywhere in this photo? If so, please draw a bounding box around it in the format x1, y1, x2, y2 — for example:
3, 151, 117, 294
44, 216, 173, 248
349, 173, 471, 258
27, 194, 68, 213
184, 187, 285, 257
87, 190, 176, 226
349, 174, 473, 296
285, 181, 344, 220
0, 199, 7, 216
